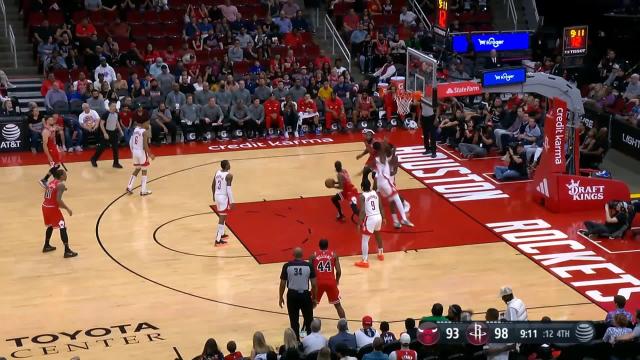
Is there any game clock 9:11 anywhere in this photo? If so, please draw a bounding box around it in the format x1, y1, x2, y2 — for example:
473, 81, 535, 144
563, 26, 588, 56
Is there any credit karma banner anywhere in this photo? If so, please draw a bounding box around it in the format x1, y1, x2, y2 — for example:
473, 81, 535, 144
482, 67, 526, 87
471, 33, 530, 52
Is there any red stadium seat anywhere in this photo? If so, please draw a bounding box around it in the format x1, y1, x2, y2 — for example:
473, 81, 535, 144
233, 61, 251, 76
149, 38, 168, 50
126, 11, 144, 25
158, 11, 179, 24
72, 10, 89, 24
167, 37, 184, 49
69, 68, 88, 82
53, 69, 70, 82
300, 32, 313, 43
27, 12, 45, 29
210, 48, 225, 60
49, 11, 66, 26
146, 23, 165, 38
143, 11, 160, 24
164, 23, 182, 38
131, 25, 149, 41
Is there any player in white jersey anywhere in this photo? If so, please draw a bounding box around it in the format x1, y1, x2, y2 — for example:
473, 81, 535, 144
372, 142, 414, 228
212, 160, 234, 246
386, 143, 411, 220
355, 174, 384, 268
126, 118, 155, 196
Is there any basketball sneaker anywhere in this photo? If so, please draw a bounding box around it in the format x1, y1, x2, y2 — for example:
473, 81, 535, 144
126, 188, 133, 195
221, 234, 229, 239
336, 214, 346, 222
354, 260, 369, 268
64, 249, 78, 258
393, 221, 401, 229
403, 200, 411, 213
42, 245, 56, 253
140, 190, 152, 196
315, 127, 322, 136
283, 131, 289, 139
377, 253, 384, 261
215, 239, 228, 246
401, 219, 415, 227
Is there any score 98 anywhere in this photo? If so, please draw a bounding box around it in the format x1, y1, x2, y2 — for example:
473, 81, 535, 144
494, 327, 509, 340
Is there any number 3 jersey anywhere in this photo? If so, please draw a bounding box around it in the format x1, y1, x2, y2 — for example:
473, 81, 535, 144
312, 249, 337, 284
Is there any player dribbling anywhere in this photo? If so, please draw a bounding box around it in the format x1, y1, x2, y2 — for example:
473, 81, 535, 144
39, 116, 63, 188
310, 239, 346, 318
355, 174, 384, 268
126, 118, 155, 196
41, 168, 77, 258
212, 160, 234, 246
329, 161, 359, 222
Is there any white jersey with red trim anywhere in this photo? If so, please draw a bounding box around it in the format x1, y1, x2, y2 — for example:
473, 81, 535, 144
363, 190, 381, 216
214, 170, 230, 197
130, 127, 146, 151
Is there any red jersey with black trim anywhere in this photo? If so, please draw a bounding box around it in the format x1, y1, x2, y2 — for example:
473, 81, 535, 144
45, 125, 62, 164
325, 97, 344, 112
297, 99, 317, 113
339, 169, 357, 197
264, 99, 281, 117
312, 249, 337, 284
365, 138, 380, 167
43, 179, 60, 208
395, 349, 417, 360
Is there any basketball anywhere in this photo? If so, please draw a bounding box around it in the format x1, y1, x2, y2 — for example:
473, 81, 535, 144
325, 178, 336, 188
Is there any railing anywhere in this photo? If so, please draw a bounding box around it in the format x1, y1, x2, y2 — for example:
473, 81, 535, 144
323, 14, 351, 71
408, 0, 432, 31
0, 0, 7, 37
505, 0, 518, 30
8, 24, 17, 68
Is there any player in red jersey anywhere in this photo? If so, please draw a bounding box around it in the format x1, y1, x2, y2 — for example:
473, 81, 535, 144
355, 129, 382, 183
309, 238, 346, 318
330, 161, 359, 222
39, 116, 64, 188
41, 168, 77, 258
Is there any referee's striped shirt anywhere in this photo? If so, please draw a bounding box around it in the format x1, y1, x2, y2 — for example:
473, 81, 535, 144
280, 259, 316, 292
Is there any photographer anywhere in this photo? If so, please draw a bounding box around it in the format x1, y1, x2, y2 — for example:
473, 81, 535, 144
582, 201, 629, 239
494, 143, 527, 181
458, 121, 495, 159
439, 108, 465, 146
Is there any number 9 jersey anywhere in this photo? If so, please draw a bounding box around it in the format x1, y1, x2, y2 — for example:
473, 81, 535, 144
312, 249, 341, 304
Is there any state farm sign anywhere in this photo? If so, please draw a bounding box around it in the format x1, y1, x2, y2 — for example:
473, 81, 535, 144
437, 81, 483, 98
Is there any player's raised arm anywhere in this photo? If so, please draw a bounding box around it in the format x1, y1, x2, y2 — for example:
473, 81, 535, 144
56, 182, 72, 216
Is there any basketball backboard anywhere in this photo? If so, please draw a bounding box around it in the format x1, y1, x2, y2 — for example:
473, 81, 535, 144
406, 48, 438, 106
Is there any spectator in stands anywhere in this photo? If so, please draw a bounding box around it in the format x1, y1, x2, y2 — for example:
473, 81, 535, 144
274, 11, 293, 34
388, 334, 415, 360
40, 73, 64, 97
284, 28, 304, 48
372, 57, 396, 83
282, 0, 300, 18
459, 123, 494, 159
597, 49, 617, 81
37, 36, 57, 67
614, 309, 640, 342
500, 286, 528, 321
447, 304, 462, 322
624, 73, 640, 100
33, 19, 53, 45
255, 79, 273, 102
225, 341, 243, 360
27, 105, 45, 153
419, 303, 448, 324
230, 99, 252, 137
251, 331, 274, 360
579, 127, 609, 168
87, 88, 106, 115
118, 103, 133, 144
335, 343, 357, 360
362, 338, 387, 360
605, 295, 634, 325
279, 328, 302, 358
484, 49, 501, 69
378, 322, 396, 344
44, 82, 68, 111
237, 28, 254, 49
404, 318, 418, 341
325, 92, 347, 131
494, 106, 525, 152
494, 143, 527, 181
149, 58, 165, 78
247, 97, 265, 137
228, 41, 244, 63
399, 7, 417, 27
350, 24, 368, 57
218, 0, 240, 22
75, 17, 97, 39
194, 338, 224, 360
180, 94, 200, 139
301, 318, 328, 355
151, 102, 177, 144
166, 83, 186, 120
105, 16, 130, 39
78, 104, 98, 148
72, 72, 93, 99
355, 316, 379, 350
292, 10, 310, 32
94, 57, 116, 84
603, 313, 632, 344
328, 319, 357, 352
314, 50, 332, 70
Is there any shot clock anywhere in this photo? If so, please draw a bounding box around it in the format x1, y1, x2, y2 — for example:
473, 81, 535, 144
563, 26, 588, 56
418, 322, 595, 346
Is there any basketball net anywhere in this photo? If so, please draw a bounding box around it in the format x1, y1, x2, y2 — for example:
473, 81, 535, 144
394, 91, 415, 118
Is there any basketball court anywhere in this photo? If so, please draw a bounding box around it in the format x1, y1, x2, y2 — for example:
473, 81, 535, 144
5, 127, 639, 359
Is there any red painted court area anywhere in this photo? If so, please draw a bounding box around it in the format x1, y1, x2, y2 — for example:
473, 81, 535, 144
218, 189, 501, 264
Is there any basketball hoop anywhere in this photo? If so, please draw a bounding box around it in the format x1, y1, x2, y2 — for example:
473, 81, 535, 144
394, 91, 416, 117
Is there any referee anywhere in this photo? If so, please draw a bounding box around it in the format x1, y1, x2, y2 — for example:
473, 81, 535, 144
279, 247, 317, 339
420, 90, 438, 158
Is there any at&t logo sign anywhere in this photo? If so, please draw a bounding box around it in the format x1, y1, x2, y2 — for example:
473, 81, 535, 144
566, 179, 604, 201
1, 123, 22, 149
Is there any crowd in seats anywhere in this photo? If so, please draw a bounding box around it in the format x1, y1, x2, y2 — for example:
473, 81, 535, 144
187, 291, 640, 360
21, 0, 431, 153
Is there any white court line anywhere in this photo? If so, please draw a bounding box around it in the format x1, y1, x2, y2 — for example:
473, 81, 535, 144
576, 229, 640, 254
482, 172, 533, 185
